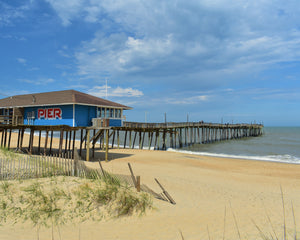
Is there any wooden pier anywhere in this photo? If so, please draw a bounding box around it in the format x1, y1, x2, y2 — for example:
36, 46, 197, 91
114, 122, 263, 150
0, 122, 263, 161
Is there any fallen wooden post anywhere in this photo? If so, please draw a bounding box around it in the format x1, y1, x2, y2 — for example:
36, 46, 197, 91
155, 178, 176, 204
98, 159, 106, 178
128, 163, 137, 187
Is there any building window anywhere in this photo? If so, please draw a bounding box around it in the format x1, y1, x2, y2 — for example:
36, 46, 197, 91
105, 108, 109, 118
97, 107, 122, 119
115, 109, 121, 118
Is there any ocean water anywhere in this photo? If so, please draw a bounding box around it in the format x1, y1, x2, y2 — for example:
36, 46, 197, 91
168, 127, 300, 164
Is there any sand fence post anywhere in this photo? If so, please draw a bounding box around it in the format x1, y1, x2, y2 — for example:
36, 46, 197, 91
136, 176, 141, 192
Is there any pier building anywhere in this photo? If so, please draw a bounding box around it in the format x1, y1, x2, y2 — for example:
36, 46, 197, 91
0, 90, 131, 127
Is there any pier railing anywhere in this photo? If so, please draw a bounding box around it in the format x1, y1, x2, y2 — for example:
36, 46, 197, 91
123, 121, 263, 129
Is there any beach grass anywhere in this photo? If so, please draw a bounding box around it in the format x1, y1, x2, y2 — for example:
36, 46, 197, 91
0, 147, 17, 159
0, 175, 153, 240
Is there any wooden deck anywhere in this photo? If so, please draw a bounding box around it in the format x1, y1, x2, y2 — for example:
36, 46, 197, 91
0, 122, 263, 161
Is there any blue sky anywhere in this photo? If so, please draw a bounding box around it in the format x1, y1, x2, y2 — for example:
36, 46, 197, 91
1, 0, 300, 126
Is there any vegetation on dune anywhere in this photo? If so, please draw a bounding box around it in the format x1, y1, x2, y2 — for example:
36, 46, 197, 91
0, 147, 17, 158
0, 175, 153, 240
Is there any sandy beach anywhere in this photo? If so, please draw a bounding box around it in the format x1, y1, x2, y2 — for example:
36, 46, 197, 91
1, 133, 300, 240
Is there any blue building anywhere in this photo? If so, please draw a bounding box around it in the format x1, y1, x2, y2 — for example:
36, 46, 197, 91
0, 90, 131, 127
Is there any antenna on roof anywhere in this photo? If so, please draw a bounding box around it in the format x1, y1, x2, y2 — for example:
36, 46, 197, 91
32, 95, 36, 103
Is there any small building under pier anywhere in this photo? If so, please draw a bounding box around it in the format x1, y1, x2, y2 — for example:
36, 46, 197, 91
0, 90, 131, 127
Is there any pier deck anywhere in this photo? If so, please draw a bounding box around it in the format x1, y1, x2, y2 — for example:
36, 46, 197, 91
0, 122, 263, 161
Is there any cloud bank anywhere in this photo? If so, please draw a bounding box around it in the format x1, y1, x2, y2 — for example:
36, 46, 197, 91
45, 0, 300, 90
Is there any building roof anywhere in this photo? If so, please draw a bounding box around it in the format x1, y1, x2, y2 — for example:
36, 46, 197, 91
0, 90, 132, 109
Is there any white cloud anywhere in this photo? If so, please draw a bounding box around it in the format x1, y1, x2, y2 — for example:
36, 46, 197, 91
45, 0, 84, 26
19, 78, 55, 85
165, 95, 209, 105
17, 58, 27, 65
40, 0, 300, 93
71, 1, 300, 87
88, 85, 143, 98
0, 2, 31, 26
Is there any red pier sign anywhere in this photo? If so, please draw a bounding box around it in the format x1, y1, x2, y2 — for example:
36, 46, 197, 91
38, 108, 62, 120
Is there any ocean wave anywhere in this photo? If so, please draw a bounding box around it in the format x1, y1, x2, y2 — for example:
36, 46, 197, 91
167, 148, 300, 164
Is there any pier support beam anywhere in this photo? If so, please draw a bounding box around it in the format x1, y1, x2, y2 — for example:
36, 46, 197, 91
105, 128, 109, 162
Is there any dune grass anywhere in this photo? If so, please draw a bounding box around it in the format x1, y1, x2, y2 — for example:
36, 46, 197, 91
0, 147, 17, 159
0, 174, 153, 240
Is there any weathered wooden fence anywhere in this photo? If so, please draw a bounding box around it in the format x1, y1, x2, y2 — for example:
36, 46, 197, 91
0, 155, 173, 203
0, 153, 87, 180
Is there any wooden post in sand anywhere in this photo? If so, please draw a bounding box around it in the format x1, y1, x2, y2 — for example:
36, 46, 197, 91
136, 176, 141, 192
72, 130, 76, 159
49, 130, 54, 154
64, 131, 68, 154
28, 128, 34, 154
58, 128, 64, 157
86, 129, 90, 161
129, 131, 132, 149
132, 131, 137, 149
179, 128, 183, 147
105, 128, 109, 162
7, 128, 12, 150
79, 129, 83, 156
141, 132, 145, 149
112, 130, 116, 149
92, 129, 96, 158
139, 131, 142, 149
20, 128, 25, 151
124, 130, 127, 149
0, 128, 3, 147
154, 131, 158, 150
117, 130, 120, 149
16, 128, 21, 149
3, 128, 7, 148
149, 132, 153, 150
44, 130, 49, 155
38, 130, 42, 153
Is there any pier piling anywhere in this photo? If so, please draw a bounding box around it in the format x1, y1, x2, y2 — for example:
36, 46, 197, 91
0, 122, 263, 161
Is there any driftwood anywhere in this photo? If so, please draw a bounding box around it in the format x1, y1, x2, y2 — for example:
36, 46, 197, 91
155, 178, 176, 205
